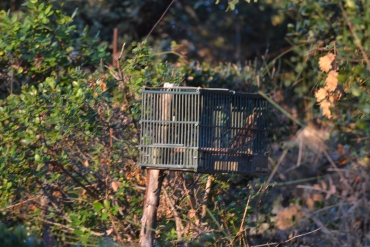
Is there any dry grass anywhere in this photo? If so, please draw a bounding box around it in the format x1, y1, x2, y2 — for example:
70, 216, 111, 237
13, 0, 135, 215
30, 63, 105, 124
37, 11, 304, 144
261, 119, 370, 247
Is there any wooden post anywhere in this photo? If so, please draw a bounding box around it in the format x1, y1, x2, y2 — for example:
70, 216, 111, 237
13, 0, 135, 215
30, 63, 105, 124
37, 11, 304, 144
139, 83, 174, 246
201, 175, 213, 219
139, 169, 164, 247
112, 28, 118, 67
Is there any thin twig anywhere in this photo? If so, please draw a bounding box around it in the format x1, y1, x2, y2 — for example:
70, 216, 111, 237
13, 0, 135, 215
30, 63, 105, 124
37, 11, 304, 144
116, 43, 129, 108
109, 211, 125, 244
48, 160, 99, 198
180, 174, 194, 210
273, 228, 321, 247
303, 210, 340, 245
146, 0, 176, 40
249, 228, 322, 247
322, 148, 353, 193
239, 195, 251, 232
117, 43, 126, 61
297, 137, 303, 166
5, 197, 39, 210
34, 217, 104, 236
296, 184, 340, 198
251, 242, 277, 247
231, 194, 251, 246
255, 142, 291, 220
163, 187, 184, 240
339, 3, 370, 68
363, 177, 369, 245
333, 40, 337, 71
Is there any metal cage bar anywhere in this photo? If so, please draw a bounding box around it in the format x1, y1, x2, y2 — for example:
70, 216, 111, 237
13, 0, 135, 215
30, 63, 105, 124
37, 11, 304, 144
139, 87, 269, 175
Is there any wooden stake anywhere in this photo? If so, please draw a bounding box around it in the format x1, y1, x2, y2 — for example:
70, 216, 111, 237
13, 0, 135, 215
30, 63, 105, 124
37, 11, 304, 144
201, 175, 213, 219
112, 28, 118, 67
139, 83, 174, 246
139, 169, 164, 247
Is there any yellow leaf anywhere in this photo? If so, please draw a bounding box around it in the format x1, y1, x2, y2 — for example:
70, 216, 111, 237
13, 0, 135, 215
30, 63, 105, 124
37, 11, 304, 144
325, 70, 338, 91
318, 53, 335, 72
315, 88, 327, 102
319, 99, 332, 118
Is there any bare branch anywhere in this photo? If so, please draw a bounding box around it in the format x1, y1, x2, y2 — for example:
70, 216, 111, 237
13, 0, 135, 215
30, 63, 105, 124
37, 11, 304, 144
118, 43, 126, 61
146, 0, 176, 40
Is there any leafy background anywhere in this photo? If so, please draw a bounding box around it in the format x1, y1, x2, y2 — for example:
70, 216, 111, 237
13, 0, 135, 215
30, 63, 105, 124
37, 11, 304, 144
1, 0, 370, 246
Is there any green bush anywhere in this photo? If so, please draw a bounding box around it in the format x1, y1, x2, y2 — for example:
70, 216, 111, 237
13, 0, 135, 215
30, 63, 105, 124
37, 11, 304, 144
0, 222, 41, 247
0, 1, 270, 246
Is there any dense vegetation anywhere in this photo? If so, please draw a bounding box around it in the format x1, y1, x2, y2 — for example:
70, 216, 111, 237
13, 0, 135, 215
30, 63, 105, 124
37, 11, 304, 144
1, 0, 370, 246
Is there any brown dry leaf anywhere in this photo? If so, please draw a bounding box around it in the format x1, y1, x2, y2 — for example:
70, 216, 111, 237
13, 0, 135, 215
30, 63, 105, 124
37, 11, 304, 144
319, 99, 332, 118
319, 53, 335, 72
96, 78, 107, 92
325, 70, 338, 91
306, 196, 314, 209
89, 79, 96, 88
326, 184, 336, 200
106, 228, 113, 235
315, 88, 327, 102
313, 184, 321, 190
52, 191, 62, 198
27, 204, 38, 211
320, 180, 327, 191
338, 157, 347, 166
111, 181, 122, 192
83, 160, 89, 167
338, 144, 345, 154
275, 205, 301, 230
312, 193, 324, 202
100, 81, 107, 91
188, 209, 197, 219
328, 95, 336, 103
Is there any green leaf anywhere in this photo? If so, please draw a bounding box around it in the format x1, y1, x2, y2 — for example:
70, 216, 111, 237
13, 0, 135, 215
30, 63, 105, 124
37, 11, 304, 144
38, 2, 45, 11
22, 2, 35, 9
73, 229, 84, 236
103, 199, 110, 210
346, 0, 356, 8
101, 212, 109, 220
11, 14, 17, 23
34, 154, 40, 162
44, 5, 52, 15
71, 8, 78, 19
92, 201, 104, 212
6, 182, 12, 189
357, 121, 367, 129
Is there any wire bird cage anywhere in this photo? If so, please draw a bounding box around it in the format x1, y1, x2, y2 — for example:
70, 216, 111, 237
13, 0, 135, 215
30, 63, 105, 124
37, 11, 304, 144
139, 87, 269, 175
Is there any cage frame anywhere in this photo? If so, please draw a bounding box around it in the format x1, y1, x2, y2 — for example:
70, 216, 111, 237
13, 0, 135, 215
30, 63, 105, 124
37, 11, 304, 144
139, 86, 269, 175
